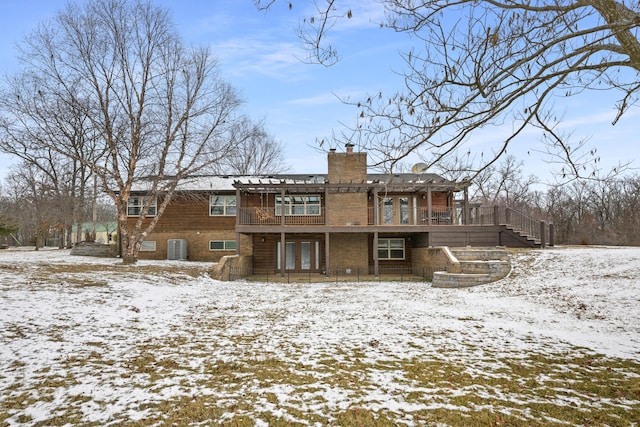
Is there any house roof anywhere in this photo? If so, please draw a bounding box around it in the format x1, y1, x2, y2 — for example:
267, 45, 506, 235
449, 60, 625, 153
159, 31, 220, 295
233, 173, 466, 193
130, 172, 468, 194
71, 222, 118, 233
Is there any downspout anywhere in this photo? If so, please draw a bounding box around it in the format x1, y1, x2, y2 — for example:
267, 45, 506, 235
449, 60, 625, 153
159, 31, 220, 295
280, 189, 286, 277
372, 188, 379, 276
325, 185, 330, 277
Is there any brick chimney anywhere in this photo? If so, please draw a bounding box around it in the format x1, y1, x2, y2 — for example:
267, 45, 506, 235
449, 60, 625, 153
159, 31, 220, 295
327, 143, 366, 183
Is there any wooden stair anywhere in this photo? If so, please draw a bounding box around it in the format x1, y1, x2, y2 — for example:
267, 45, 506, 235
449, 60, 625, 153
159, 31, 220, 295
501, 225, 541, 248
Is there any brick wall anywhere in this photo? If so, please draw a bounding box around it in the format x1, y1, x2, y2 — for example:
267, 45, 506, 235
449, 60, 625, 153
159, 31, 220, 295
137, 231, 252, 262
327, 150, 367, 182
328, 233, 369, 270
327, 193, 369, 226
411, 247, 451, 274
327, 149, 369, 226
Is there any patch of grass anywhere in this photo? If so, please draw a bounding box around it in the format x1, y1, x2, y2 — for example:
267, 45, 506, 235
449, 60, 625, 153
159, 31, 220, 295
6, 347, 638, 427
3, 256, 640, 426
399, 352, 640, 426
334, 407, 397, 426
19, 261, 213, 289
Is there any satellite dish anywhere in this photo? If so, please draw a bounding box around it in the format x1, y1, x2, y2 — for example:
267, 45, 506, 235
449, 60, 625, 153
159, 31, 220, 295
411, 162, 428, 173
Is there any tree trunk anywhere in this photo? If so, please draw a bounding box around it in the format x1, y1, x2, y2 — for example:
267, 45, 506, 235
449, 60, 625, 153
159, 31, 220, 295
122, 253, 137, 264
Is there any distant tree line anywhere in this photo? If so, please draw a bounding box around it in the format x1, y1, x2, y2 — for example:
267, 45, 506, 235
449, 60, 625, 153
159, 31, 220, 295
0, 160, 115, 249
446, 155, 640, 246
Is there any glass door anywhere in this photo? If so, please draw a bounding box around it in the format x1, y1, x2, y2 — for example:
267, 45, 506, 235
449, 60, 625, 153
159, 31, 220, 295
276, 240, 322, 272
380, 196, 412, 224
300, 242, 311, 270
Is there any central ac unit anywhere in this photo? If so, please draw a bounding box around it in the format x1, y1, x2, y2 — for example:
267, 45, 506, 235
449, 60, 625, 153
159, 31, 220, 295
167, 239, 188, 260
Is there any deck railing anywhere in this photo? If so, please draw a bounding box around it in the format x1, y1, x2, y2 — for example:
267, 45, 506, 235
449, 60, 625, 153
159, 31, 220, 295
238, 205, 548, 243
238, 207, 326, 225
366, 207, 455, 225
238, 207, 457, 226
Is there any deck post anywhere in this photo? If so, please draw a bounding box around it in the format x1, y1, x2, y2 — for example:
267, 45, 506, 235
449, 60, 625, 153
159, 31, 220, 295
325, 186, 330, 224
325, 232, 330, 277
493, 205, 499, 226
427, 187, 433, 225
373, 231, 379, 276
280, 189, 286, 226
540, 221, 546, 248
280, 231, 286, 277
372, 188, 379, 225
463, 187, 469, 225
549, 223, 555, 247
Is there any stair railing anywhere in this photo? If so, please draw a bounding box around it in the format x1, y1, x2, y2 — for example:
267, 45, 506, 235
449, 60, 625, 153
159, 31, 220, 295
503, 206, 541, 242
467, 205, 549, 245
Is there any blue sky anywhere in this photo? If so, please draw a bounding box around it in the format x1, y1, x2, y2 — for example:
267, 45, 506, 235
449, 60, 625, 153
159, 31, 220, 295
0, 0, 637, 183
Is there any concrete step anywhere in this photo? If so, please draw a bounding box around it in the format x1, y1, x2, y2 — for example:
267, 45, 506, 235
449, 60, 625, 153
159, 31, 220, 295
459, 260, 511, 278
432, 271, 493, 288
433, 246, 511, 288
449, 247, 510, 261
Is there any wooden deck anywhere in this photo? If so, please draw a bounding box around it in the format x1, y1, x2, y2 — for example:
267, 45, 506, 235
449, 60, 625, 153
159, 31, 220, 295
236, 205, 553, 248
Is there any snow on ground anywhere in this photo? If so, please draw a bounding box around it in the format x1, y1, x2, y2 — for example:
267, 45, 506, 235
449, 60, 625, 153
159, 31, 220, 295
0, 246, 639, 425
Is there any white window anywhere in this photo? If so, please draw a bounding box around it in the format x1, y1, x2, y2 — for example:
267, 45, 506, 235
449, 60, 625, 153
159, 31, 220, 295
127, 197, 157, 217
209, 240, 236, 251
209, 195, 236, 216
378, 238, 405, 260
275, 195, 321, 216
140, 241, 156, 251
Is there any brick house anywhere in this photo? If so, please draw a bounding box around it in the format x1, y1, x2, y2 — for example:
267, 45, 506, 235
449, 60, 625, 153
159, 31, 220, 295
124, 145, 552, 276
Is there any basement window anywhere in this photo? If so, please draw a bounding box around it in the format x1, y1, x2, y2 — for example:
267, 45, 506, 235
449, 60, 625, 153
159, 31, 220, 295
378, 238, 405, 260
140, 241, 156, 252
209, 240, 236, 251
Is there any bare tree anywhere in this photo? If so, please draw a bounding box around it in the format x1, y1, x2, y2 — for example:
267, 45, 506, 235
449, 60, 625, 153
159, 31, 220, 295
2, 0, 255, 263
1, 163, 64, 249
0, 78, 95, 247
258, 1, 639, 179
212, 118, 289, 175
434, 154, 539, 207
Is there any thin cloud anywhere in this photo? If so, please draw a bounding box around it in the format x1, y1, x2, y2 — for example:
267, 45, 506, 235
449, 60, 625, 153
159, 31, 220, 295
210, 37, 309, 81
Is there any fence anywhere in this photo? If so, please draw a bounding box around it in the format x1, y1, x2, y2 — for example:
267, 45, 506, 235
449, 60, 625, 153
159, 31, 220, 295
226, 264, 448, 283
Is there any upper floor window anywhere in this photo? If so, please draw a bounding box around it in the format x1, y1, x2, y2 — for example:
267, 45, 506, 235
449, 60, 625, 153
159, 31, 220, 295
275, 195, 321, 216
210, 195, 236, 216
127, 197, 157, 217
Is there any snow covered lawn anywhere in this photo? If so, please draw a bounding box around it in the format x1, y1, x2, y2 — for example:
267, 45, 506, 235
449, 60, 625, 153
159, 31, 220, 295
1, 246, 639, 426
